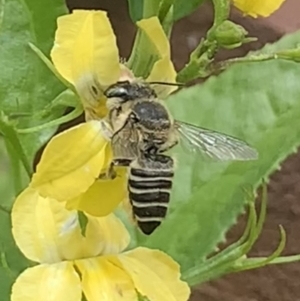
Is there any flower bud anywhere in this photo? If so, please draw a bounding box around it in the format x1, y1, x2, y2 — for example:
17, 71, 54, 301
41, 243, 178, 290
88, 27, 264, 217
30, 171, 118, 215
213, 20, 255, 49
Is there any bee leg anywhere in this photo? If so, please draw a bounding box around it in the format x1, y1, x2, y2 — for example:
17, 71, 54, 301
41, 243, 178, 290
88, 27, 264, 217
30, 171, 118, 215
98, 162, 117, 180
159, 140, 178, 153
113, 158, 132, 167
99, 158, 132, 180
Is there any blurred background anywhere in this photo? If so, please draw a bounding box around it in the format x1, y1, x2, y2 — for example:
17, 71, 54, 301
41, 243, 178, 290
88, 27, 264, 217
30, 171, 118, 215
2, 0, 300, 300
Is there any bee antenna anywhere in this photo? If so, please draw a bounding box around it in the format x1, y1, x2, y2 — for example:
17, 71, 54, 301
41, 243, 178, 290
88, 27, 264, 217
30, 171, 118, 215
148, 81, 185, 87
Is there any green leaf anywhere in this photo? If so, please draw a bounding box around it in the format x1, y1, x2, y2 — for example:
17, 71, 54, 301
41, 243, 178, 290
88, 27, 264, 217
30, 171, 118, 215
0, 139, 14, 207
0, 0, 4, 30
173, 0, 206, 21
127, 0, 161, 22
0, 211, 31, 300
142, 31, 300, 272
0, 139, 26, 296
127, 0, 205, 22
0, 0, 67, 166
0, 0, 67, 298
127, 0, 143, 22
78, 211, 88, 237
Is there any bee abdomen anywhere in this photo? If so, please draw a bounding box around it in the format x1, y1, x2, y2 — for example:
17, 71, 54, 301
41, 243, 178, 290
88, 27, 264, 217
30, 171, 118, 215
131, 167, 174, 178
135, 205, 168, 235
128, 156, 174, 235
129, 178, 172, 190
129, 191, 170, 235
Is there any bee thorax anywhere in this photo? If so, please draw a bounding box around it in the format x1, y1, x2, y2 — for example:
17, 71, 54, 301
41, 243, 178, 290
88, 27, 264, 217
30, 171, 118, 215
133, 100, 171, 130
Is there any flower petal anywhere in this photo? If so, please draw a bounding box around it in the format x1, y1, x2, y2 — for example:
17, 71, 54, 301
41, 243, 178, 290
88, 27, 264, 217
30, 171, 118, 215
75, 257, 137, 301
66, 167, 127, 217
12, 188, 84, 263
137, 17, 177, 98
137, 17, 170, 59
31, 121, 112, 202
233, 0, 285, 17
84, 95, 109, 121
51, 10, 121, 118
51, 10, 120, 87
11, 262, 81, 301
83, 214, 130, 256
113, 247, 190, 301
147, 57, 177, 98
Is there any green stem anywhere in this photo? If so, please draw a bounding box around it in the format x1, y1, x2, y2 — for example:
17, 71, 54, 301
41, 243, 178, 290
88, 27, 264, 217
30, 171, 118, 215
209, 188, 269, 279
177, 0, 230, 82
254, 254, 300, 265
9, 90, 78, 123
254, 183, 267, 238
128, 0, 171, 77
213, 53, 279, 71
210, 0, 230, 29
176, 40, 216, 82
160, 4, 173, 38
35, 89, 78, 119
1, 252, 15, 279
183, 204, 252, 283
207, 49, 300, 77
143, 0, 161, 18
184, 186, 269, 286
0, 204, 10, 214
180, 45, 300, 82
4, 137, 23, 194
127, 30, 145, 76
0, 114, 31, 177
158, 0, 173, 24
127, 29, 158, 78
17, 106, 83, 134
28, 43, 75, 92
47, 89, 78, 109
0, 0, 5, 30
231, 225, 286, 273
184, 202, 258, 285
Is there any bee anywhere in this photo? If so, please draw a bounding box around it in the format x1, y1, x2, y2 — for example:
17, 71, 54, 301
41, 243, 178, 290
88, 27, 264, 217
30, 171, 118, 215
103, 80, 258, 235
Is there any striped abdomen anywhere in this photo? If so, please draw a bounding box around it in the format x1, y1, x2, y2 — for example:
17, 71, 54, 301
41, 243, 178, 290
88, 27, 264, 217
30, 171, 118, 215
128, 154, 174, 235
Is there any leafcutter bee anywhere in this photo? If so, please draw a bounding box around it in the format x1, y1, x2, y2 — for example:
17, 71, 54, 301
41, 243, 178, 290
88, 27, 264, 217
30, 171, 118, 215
103, 81, 258, 235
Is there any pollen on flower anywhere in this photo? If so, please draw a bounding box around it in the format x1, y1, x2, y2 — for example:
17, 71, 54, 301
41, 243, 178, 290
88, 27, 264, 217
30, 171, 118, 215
118, 64, 135, 82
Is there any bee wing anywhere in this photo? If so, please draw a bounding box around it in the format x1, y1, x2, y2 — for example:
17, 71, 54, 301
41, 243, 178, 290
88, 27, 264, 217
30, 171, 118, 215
112, 122, 139, 162
175, 120, 258, 161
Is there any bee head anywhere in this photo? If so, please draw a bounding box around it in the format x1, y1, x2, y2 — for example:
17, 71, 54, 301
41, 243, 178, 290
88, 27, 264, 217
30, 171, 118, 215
104, 81, 157, 104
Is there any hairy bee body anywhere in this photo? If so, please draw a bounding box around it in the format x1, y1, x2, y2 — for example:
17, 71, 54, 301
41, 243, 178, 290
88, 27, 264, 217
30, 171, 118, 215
104, 80, 258, 235
126, 100, 176, 234
129, 100, 178, 153
109, 97, 177, 235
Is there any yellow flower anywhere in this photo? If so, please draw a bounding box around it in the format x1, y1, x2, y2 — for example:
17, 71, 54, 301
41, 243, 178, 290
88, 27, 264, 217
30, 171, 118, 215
51, 10, 177, 120
28, 10, 177, 217
11, 188, 190, 301
30, 120, 126, 216
233, 0, 286, 17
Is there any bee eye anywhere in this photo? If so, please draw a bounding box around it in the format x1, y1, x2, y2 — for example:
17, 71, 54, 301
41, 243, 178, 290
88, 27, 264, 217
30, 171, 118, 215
105, 87, 129, 101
